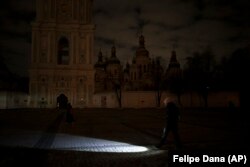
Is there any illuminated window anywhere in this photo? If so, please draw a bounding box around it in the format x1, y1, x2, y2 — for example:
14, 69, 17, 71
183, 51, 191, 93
58, 37, 69, 65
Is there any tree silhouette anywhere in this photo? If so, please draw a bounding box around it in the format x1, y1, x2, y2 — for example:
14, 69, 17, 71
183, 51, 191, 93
151, 57, 164, 107
165, 72, 184, 106
218, 46, 250, 111
107, 71, 123, 108
183, 49, 216, 108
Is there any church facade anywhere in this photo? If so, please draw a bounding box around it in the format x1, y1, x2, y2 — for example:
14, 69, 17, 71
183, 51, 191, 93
94, 35, 168, 92
24, 0, 239, 109
29, 0, 95, 108
93, 34, 184, 108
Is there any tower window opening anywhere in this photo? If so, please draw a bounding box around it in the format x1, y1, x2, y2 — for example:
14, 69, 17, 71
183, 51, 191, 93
58, 37, 70, 65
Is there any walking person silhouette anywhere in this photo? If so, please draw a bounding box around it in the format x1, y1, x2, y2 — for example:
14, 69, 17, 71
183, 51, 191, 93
66, 103, 75, 127
157, 97, 182, 149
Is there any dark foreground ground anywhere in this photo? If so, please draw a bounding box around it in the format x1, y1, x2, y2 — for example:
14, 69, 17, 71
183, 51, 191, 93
0, 108, 248, 167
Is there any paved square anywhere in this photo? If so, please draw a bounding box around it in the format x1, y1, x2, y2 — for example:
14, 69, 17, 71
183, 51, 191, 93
0, 108, 248, 166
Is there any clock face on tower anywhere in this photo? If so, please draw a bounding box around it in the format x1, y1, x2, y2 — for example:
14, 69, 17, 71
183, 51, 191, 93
58, 0, 72, 20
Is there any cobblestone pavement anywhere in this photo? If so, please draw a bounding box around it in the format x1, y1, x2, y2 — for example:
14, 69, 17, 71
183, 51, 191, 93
0, 108, 248, 167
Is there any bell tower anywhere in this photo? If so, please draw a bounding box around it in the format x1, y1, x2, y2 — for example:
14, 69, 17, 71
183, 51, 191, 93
29, 0, 95, 108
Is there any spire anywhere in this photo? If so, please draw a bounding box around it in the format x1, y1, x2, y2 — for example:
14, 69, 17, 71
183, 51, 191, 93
94, 48, 105, 68
168, 50, 180, 68
139, 35, 145, 47
170, 50, 177, 63
136, 34, 149, 57
111, 45, 116, 57
108, 45, 120, 64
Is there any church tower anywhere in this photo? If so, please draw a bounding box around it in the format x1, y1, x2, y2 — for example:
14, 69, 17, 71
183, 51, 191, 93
165, 50, 182, 80
29, 0, 95, 108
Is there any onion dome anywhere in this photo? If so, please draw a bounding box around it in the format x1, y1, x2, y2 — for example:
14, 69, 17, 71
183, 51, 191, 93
168, 50, 180, 68
136, 35, 149, 57
107, 46, 120, 64
94, 50, 106, 68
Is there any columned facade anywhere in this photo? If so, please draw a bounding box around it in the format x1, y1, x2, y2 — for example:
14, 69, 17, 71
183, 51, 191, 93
29, 0, 95, 108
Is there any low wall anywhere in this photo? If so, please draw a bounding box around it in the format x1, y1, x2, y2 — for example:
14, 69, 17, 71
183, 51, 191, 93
0, 91, 30, 109
93, 91, 240, 108
1, 90, 240, 109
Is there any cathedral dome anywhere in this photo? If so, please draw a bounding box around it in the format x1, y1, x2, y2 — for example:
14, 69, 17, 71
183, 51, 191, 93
136, 35, 149, 57
94, 50, 106, 68
107, 46, 120, 64
168, 50, 180, 68
108, 57, 120, 64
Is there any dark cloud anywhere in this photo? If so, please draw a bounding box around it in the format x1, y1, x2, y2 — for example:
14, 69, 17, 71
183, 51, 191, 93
0, 0, 249, 76
132, 6, 151, 35
151, 22, 191, 32
227, 34, 250, 43
134, 6, 142, 15
0, 31, 30, 41
8, 11, 35, 22
193, 0, 250, 27
193, 13, 203, 22
194, 0, 206, 11
94, 9, 111, 18
0, 0, 34, 76
96, 37, 115, 46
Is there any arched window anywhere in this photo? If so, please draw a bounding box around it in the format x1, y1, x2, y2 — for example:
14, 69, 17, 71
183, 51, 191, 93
58, 37, 69, 65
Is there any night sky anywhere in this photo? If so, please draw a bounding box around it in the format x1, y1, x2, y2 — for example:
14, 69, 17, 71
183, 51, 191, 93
0, 0, 250, 77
